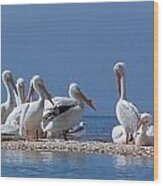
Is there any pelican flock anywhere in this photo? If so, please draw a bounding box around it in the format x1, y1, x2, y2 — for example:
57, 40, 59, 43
1, 63, 154, 146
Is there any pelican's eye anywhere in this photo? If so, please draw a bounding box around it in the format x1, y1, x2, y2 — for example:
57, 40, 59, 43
37, 83, 42, 88
19, 83, 23, 88
6, 75, 11, 82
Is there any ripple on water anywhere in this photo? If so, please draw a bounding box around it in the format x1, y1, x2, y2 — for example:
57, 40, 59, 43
1, 150, 154, 180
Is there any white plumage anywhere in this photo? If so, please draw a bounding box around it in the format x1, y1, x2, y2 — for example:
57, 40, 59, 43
134, 113, 154, 146
67, 121, 86, 137
18, 75, 54, 139
113, 62, 139, 142
111, 125, 127, 144
2, 77, 27, 135
15, 78, 26, 106
42, 83, 96, 138
1, 70, 18, 124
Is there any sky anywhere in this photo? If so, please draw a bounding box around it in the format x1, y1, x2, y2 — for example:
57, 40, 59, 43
1, 1, 154, 116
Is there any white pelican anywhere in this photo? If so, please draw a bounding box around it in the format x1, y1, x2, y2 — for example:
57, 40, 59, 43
146, 125, 154, 137
1, 78, 26, 135
41, 83, 96, 139
18, 75, 54, 140
113, 62, 139, 143
134, 113, 154, 146
67, 121, 86, 137
15, 78, 26, 106
1, 70, 18, 124
112, 125, 127, 144
111, 125, 134, 144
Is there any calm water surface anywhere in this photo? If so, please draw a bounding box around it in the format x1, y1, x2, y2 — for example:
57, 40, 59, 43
1, 150, 154, 180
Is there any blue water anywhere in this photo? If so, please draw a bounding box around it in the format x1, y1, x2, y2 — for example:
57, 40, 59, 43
1, 150, 154, 180
1, 2, 154, 116
1, 116, 154, 180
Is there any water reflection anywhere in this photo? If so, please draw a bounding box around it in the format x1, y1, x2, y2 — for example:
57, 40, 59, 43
1, 150, 154, 180
113, 155, 154, 180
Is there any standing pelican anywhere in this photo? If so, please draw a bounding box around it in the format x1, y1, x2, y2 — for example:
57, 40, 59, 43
1, 78, 33, 135
15, 78, 26, 106
1, 70, 18, 124
41, 83, 96, 139
113, 62, 139, 143
134, 113, 153, 146
18, 75, 54, 140
1, 78, 26, 135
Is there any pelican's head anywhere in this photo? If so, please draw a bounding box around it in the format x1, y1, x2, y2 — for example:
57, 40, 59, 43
113, 62, 125, 77
16, 78, 26, 104
137, 113, 153, 133
2, 70, 18, 95
113, 62, 125, 97
26, 75, 54, 106
16, 78, 25, 93
79, 121, 86, 127
140, 113, 153, 127
68, 83, 96, 111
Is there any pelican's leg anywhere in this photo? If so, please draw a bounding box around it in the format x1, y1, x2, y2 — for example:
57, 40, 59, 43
44, 131, 47, 138
26, 130, 29, 141
36, 130, 39, 141
40, 130, 43, 139
126, 132, 129, 144
63, 130, 68, 141
128, 133, 134, 144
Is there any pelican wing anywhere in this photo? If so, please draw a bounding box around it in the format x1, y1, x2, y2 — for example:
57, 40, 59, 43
117, 100, 139, 133
45, 97, 78, 110
146, 125, 154, 137
44, 97, 78, 120
19, 103, 30, 136
68, 124, 85, 134
1, 121, 19, 135
112, 125, 124, 139
44, 104, 75, 122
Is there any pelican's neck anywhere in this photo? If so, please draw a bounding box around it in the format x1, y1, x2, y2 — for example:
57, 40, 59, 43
137, 124, 147, 136
4, 80, 15, 105
20, 87, 25, 104
69, 91, 85, 108
36, 89, 45, 106
16, 88, 24, 106
119, 74, 126, 100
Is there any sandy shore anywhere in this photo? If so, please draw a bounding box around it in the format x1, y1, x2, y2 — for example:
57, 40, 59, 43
1, 139, 154, 157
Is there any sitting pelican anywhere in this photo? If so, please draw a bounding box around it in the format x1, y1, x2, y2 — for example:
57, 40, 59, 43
146, 125, 154, 137
134, 113, 154, 146
112, 125, 127, 144
41, 83, 96, 139
111, 125, 134, 144
18, 75, 54, 140
67, 121, 86, 137
15, 78, 26, 106
1, 70, 18, 124
113, 62, 139, 143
